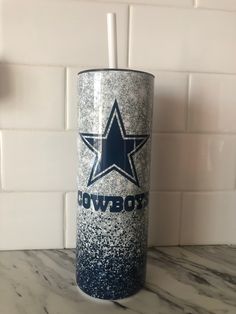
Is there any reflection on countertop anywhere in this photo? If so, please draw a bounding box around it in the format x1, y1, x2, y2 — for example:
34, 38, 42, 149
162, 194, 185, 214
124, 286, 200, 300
0, 246, 235, 314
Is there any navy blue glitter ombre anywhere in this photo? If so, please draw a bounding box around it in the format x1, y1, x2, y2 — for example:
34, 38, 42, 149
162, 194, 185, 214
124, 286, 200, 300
76, 69, 154, 300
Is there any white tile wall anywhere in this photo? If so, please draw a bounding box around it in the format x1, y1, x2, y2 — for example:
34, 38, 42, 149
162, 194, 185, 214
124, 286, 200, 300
188, 73, 236, 132
0, 65, 65, 129
65, 192, 77, 248
0, 193, 64, 250
196, 0, 236, 11
151, 134, 236, 191
1, 0, 236, 249
1, 0, 128, 67
181, 192, 236, 244
129, 6, 236, 73
66, 66, 93, 130
1, 131, 77, 191
152, 71, 188, 132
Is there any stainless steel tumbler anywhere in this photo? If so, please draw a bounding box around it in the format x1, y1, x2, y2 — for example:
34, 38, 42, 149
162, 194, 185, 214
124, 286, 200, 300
76, 69, 154, 300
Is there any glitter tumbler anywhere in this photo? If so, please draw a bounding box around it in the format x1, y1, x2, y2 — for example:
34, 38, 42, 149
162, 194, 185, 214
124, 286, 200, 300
76, 68, 154, 300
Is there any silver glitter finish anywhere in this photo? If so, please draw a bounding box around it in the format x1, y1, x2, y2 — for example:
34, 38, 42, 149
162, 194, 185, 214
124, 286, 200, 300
76, 69, 154, 300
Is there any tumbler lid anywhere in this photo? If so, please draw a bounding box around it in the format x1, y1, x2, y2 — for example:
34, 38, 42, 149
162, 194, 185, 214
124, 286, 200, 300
78, 68, 155, 78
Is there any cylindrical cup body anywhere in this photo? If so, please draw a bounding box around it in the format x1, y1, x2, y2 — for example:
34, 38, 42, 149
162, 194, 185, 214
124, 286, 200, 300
76, 69, 154, 300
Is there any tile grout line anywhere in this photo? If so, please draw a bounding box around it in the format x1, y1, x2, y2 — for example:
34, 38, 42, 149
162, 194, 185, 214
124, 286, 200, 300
2, 65, 236, 76
84, 0, 236, 13
0, 190, 76, 193
178, 191, 184, 245
64, 67, 68, 130
185, 73, 191, 132
153, 131, 236, 136
151, 189, 236, 193
63, 192, 67, 249
127, 68, 236, 76
0, 129, 76, 132
1, 189, 236, 193
3, 61, 236, 76
185, 73, 191, 133
152, 190, 236, 193
193, 5, 236, 13
1, 129, 236, 135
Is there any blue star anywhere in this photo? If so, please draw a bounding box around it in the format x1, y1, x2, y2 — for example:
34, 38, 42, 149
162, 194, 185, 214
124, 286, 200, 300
80, 100, 149, 187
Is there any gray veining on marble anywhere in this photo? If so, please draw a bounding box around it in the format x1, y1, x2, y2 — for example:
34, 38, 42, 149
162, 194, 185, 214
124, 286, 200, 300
0, 246, 235, 314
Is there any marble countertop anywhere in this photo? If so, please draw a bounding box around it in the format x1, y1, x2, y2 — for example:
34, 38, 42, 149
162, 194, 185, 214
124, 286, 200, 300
0, 246, 235, 314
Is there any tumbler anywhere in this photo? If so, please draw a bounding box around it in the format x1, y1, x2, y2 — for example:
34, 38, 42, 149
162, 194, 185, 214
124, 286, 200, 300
76, 68, 154, 300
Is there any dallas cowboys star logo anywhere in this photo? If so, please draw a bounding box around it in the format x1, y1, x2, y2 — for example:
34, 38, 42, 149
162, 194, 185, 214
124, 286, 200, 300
80, 100, 149, 187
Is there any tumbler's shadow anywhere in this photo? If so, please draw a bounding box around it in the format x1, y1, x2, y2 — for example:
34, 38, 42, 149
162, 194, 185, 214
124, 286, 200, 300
0, 63, 14, 103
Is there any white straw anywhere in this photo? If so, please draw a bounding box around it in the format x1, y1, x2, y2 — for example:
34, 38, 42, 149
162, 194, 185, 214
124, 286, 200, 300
107, 13, 118, 68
